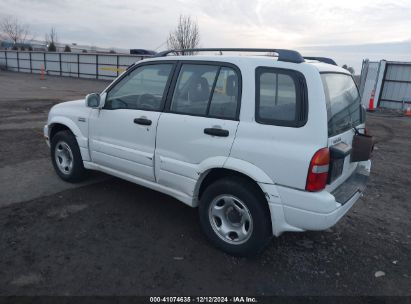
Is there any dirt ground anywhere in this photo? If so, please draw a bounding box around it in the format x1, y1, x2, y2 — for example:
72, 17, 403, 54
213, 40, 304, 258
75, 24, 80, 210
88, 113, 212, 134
0, 71, 410, 296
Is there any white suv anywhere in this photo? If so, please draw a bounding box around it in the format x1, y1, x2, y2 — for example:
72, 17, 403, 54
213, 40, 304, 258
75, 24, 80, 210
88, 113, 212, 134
44, 48, 372, 256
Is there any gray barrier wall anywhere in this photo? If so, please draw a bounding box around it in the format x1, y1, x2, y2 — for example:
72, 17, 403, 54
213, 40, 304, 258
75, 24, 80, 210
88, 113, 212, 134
359, 59, 411, 110
0, 50, 148, 80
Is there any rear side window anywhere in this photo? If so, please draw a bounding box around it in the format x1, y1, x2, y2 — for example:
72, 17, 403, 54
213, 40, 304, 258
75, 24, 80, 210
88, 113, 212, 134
208, 67, 239, 119
321, 73, 361, 137
170, 64, 240, 119
171, 64, 218, 116
256, 67, 307, 127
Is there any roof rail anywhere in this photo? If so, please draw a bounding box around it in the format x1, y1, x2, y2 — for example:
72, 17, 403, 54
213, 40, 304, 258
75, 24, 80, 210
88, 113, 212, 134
155, 48, 305, 64
303, 56, 337, 66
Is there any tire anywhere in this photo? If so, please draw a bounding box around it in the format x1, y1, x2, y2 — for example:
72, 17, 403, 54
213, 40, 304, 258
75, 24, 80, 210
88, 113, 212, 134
199, 177, 272, 256
50, 130, 88, 182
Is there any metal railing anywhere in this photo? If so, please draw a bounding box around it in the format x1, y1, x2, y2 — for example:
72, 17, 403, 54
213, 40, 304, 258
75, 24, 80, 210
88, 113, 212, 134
0, 50, 149, 80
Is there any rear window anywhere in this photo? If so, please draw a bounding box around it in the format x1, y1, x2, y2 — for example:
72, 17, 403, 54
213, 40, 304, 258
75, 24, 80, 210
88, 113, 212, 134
321, 73, 362, 137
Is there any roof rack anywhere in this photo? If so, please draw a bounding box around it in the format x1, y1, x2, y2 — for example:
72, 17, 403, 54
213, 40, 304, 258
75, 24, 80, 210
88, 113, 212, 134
155, 48, 305, 64
303, 56, 337, 66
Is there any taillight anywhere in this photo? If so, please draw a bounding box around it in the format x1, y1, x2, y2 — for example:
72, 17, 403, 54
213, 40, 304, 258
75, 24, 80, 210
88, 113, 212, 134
306, 148, 330, 192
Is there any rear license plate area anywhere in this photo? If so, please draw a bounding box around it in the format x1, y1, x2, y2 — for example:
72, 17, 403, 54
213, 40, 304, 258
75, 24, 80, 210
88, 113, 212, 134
328, 142, 351, 184
328, 158, 344, 183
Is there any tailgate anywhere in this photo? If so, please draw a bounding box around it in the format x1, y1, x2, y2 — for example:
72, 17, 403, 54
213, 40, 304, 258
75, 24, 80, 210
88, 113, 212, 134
321, 72, 366, 192
326, 126, 363, 191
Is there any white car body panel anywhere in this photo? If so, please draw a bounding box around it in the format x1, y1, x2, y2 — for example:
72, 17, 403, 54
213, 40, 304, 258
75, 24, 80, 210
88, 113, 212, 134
229, 60, 328, 189
47, 100, 91, 161
155, 113, 239, 199
88, 108, 160, 182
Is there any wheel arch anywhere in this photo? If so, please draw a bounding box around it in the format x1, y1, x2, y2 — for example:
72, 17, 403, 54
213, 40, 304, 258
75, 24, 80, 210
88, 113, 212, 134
49, 123, 72, 141
194, 158, 275, 207
195, 166, 276, 249
48, 116, 82, 140
48, 116, 89, 162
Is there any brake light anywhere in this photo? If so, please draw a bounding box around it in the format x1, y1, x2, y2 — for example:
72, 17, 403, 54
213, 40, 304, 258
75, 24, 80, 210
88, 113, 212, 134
306, 148, 330, 192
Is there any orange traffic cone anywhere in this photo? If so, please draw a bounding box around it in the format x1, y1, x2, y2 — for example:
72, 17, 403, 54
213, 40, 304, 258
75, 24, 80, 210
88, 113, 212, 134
405, 105, 411, 116
40, 65, 45, 80
368, 90, 375, 111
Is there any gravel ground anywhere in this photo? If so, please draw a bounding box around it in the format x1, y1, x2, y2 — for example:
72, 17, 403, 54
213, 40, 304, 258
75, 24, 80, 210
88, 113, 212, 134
0, 71, 410, 296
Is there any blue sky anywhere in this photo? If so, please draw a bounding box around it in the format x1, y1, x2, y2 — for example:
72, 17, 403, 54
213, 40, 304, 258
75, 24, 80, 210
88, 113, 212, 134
1, 0, 410, 72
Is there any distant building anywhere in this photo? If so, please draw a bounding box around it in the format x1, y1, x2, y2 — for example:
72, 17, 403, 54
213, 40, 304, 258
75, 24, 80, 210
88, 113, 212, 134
0, 39, 128, 54
0, 39, 46, 51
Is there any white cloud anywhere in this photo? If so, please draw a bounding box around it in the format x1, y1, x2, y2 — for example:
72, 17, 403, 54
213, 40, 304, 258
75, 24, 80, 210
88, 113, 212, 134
1, 0, 410, 70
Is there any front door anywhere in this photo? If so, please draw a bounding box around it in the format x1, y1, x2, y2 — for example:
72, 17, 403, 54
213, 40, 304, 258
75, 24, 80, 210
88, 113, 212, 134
89, 62, 175, 182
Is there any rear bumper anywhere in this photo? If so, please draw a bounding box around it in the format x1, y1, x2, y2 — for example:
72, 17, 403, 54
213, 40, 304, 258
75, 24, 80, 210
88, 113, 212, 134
260, 160, 371, 236
331, 164, 369, 205
282, 189, 362, 231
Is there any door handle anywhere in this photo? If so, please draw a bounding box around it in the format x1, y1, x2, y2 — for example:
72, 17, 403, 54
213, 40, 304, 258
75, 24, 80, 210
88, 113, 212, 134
134, 117, 152, 126
204, 128, 229, 137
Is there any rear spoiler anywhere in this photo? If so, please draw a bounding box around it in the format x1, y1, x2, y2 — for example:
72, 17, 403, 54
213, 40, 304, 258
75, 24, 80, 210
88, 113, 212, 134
304, 57, 337, 66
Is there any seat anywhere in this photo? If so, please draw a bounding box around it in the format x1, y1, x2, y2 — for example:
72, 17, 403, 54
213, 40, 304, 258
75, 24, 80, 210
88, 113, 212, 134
188, 76, 210, 102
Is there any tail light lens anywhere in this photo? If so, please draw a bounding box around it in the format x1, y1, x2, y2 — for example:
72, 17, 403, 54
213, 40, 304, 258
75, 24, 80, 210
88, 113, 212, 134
306, 148, 330, 192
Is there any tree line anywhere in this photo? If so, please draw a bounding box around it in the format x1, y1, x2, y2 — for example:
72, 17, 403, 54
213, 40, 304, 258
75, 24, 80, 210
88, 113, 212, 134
0, 16, 71, 52
0, 14, 201, 54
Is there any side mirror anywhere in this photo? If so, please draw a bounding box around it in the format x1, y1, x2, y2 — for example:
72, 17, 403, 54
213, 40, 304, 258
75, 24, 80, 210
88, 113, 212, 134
85, 93, 101, 108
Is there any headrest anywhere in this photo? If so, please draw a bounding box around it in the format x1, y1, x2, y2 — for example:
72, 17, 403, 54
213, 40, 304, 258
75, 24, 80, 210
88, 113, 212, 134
188, 76, 210, 102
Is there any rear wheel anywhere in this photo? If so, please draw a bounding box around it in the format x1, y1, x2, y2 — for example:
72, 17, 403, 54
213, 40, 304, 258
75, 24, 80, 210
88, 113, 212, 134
199, 177, 272, 256
51, 130, 88, 182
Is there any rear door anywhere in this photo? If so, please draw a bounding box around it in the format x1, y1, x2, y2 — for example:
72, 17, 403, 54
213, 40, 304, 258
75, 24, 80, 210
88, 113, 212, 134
155, 62, 241, 196
321, 72, 365, 190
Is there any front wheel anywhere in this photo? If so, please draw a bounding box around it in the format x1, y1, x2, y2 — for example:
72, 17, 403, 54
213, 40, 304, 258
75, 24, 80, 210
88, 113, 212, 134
50, 130, 88, 182
199, 177, 272, 256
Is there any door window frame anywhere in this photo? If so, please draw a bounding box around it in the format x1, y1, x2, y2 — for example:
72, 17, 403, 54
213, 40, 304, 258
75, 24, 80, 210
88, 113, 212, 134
164, 61, 242, 121
102, 60, 178, 112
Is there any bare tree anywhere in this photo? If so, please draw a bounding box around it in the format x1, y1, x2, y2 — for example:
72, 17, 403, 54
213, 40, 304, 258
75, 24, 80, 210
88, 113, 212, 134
0, 16, 29, 46
45, 27, 57, 52
167, 15, 200, 54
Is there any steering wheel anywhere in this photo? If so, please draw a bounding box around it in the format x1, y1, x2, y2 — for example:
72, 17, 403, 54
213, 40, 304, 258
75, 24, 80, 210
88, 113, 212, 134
138, 94, 157, 110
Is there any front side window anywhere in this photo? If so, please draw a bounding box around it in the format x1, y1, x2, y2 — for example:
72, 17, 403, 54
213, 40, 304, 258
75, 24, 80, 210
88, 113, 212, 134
105, 63, 173, 111
256, 68, 306, 126
321, 73, 361, 137
170, 64, 240, 119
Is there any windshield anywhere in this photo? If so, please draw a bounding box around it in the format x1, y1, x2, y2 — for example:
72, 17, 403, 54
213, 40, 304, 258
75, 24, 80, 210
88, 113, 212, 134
321, 73, 362, 137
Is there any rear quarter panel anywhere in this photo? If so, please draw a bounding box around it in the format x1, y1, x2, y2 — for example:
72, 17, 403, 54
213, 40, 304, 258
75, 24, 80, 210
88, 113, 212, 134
230, 61, 328, 189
